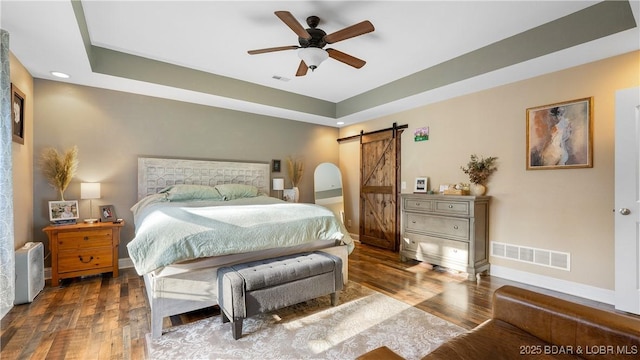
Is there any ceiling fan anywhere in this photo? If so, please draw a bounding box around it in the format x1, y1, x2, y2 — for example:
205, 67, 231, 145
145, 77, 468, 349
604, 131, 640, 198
248, 11, 375, 76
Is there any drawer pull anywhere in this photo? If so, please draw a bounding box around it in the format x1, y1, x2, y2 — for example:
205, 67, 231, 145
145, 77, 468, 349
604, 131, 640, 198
412, 220, 416, 224
78, 255, 94, 263
415, 202, 421, 206
453, 225, 459, 229
448, 204, 453, 208
84, 236, 89, 241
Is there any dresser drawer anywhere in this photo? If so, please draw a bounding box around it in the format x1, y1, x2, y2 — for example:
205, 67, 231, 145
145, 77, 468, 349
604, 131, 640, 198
404, 198, 433, 212
402, 232, 469, 266
405, 213, 470, 240
57, 229, 113, 249
58, 247, 113, 273
434, 200, 470, 216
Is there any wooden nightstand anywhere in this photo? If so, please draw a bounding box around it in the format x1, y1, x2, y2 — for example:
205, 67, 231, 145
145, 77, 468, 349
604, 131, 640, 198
43, 221, 124, 286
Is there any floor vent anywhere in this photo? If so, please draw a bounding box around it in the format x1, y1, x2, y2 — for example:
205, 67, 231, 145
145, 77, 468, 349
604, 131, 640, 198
491, 241, 570, 271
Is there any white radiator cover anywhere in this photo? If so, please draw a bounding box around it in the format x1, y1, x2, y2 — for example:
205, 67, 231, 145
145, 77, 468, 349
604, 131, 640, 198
15, 242, 45, 304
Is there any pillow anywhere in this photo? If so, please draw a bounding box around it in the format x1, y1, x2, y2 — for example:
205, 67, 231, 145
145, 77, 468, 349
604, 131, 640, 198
214, 184, 259, 200
159, 184, 223, 201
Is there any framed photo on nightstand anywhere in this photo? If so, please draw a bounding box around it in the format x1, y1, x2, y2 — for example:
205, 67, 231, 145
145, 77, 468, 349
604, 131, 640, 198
100, 205, 117, 222
49, 200, 79, 222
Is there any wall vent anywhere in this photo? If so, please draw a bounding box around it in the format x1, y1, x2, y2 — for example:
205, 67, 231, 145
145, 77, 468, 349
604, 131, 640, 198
491, 241, 570, 271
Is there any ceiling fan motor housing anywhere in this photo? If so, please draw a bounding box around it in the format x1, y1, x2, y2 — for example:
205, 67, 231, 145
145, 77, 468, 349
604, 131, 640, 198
299, 27, 327, 49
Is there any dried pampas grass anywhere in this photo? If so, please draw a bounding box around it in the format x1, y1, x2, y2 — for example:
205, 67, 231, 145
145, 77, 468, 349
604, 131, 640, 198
40, 146, 78, 200
286, 157, 304, 187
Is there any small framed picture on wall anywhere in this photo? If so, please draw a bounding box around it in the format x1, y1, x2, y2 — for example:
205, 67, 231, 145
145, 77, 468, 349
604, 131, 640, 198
11, 83, 26, 144
272, 159, 281, 173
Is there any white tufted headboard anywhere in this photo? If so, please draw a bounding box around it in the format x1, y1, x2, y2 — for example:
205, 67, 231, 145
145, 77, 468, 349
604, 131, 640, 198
137, 157, 270, 200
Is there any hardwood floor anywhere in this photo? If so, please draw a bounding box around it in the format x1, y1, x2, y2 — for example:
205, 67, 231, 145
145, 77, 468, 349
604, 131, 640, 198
0, 242, 619, 359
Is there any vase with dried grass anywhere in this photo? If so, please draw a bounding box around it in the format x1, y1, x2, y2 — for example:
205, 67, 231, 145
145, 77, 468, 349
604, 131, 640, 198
40, 146, 78, 200
286, 157, 304, 202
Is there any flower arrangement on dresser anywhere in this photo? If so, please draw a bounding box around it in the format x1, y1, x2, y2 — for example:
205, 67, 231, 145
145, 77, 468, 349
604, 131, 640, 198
460, 154, 498, 195
39, 145, 78, 201
286, 156, 304, 202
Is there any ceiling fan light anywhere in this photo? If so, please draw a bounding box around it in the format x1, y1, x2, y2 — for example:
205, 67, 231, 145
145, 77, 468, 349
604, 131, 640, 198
297, 48, 328, 71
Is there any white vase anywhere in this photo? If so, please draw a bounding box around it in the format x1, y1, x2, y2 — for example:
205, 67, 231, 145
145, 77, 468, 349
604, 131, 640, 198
292, 186, 300, 203
471, 183, 486, 196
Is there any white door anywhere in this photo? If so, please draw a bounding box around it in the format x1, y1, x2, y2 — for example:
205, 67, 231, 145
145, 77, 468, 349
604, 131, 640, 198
615, 87, 640, 314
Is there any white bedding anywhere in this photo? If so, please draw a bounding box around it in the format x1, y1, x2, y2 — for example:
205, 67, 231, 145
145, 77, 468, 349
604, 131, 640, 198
127, 193, 354, 275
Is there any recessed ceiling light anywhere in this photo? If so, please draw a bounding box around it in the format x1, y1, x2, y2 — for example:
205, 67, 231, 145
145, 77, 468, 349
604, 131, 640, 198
50, 71, 70, 79
337, 121, 345, 125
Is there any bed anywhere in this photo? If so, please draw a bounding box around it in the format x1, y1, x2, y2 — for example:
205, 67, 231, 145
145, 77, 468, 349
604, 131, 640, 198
130, 157, 353, 338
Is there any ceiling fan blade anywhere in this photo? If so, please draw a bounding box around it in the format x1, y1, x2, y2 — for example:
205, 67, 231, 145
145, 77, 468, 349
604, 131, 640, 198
326, 48, 366, 69
324, 20, 374, 44
247, 45, 299, 55
275, 11, 311, 40
296, 60, 308, 77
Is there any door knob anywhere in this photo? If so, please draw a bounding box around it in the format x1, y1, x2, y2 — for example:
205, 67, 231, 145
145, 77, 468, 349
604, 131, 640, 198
619, 208, 631, 215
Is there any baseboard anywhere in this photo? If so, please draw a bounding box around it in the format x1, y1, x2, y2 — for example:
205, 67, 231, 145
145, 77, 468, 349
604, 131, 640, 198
490, 264, 615, 305
119, 257, 134, 269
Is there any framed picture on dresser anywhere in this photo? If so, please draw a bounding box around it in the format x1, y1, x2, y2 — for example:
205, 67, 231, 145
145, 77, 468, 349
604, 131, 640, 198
414, 177, 428, 193
100, 205, 117, 222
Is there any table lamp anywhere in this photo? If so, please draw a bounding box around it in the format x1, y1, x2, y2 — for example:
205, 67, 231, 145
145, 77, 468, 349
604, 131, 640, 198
272, 178, 284, 200
81, 182, 101, 223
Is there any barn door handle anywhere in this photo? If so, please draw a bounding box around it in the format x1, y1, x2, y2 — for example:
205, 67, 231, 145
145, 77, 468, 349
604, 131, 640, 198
79, 255, 94, 263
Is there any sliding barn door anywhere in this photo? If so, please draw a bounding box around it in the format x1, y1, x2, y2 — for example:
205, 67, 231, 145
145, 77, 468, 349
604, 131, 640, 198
359, 129, 402, 251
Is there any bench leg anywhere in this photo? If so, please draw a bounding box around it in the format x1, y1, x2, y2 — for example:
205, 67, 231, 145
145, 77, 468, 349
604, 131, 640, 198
331, 291, 340, 306
231, 319, 243, 340
222, 311, 244, 339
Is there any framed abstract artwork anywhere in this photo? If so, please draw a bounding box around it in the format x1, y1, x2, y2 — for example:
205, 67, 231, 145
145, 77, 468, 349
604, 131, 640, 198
526, 97, 593, 170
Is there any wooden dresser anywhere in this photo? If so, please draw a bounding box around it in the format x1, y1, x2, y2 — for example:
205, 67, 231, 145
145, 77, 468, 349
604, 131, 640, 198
43, 221, 124, 286
400, 194, 490, 280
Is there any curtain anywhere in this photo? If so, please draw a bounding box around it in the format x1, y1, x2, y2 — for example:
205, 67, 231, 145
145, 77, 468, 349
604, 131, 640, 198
0, 29, 15, 319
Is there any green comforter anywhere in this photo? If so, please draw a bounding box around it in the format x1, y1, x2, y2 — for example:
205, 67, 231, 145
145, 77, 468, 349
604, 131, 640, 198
127, 195, 353, 275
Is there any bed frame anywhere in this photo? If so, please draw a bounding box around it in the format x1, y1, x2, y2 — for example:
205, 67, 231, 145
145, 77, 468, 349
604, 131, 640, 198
136, 157, 349, 338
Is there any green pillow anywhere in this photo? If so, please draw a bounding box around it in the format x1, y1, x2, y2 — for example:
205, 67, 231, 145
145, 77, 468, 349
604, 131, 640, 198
214, 184, 258, 200
159, 184, 223, 201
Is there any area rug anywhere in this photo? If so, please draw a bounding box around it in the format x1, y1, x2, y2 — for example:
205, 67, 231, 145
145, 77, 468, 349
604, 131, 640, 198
146, 282, 465, 360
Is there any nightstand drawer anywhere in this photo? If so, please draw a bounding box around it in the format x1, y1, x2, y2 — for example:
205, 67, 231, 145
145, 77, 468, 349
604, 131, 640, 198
57, 229, 113, 249
405, 213, 469, 240
58, 247, 113, 273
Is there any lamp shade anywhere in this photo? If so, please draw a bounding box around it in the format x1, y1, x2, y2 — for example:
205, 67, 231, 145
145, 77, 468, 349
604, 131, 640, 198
297, 48, 329, 70
272, 178, 284, 191
80, 182, 101, 199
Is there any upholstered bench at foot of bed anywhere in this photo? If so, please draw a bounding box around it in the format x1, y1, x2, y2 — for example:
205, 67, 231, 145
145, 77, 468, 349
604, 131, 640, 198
217, 251, 344, 340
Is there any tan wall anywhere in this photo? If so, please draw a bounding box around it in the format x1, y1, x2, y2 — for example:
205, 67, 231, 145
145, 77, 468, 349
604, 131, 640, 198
33, 80, 339, 261
339, 51, 640, 291
10, 52, 34, 250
